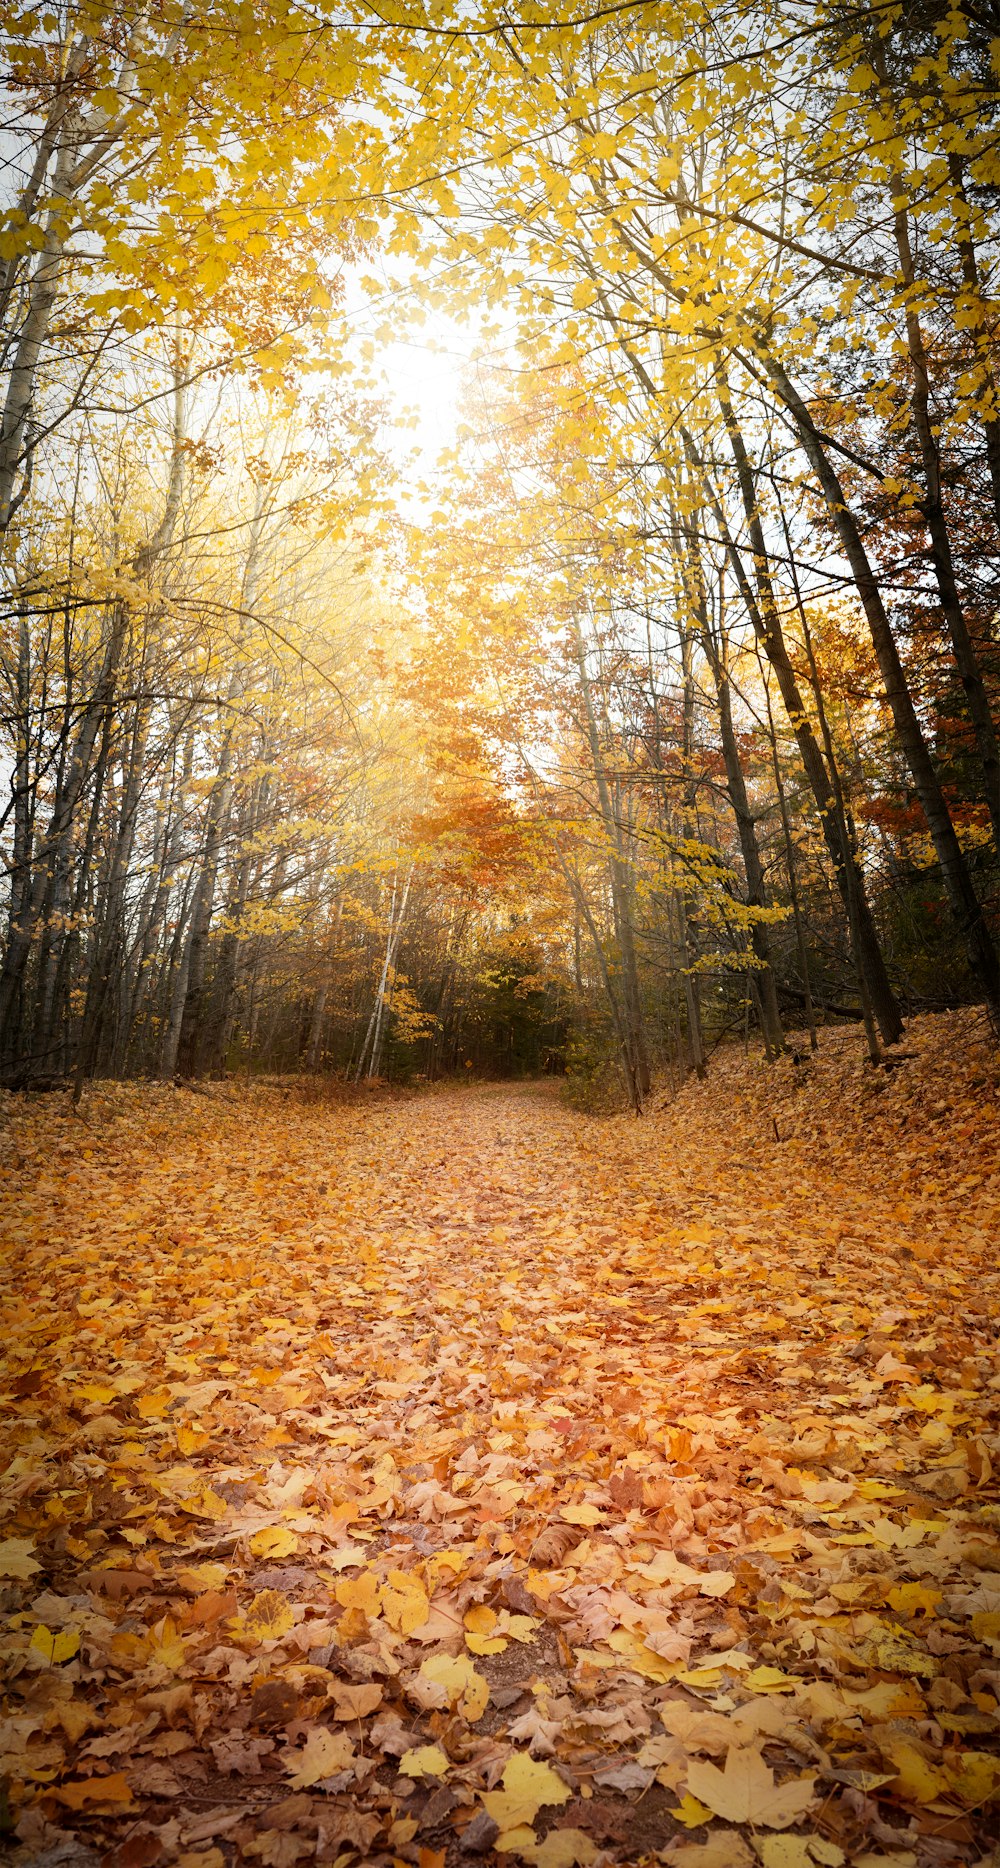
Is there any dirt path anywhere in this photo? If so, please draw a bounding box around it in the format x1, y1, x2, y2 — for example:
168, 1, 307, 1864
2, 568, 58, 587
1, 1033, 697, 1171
2, 1066, 999, 1867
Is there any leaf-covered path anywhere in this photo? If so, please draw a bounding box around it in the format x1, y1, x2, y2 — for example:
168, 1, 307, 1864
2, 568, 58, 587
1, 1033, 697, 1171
2, 1019, 1000, 1868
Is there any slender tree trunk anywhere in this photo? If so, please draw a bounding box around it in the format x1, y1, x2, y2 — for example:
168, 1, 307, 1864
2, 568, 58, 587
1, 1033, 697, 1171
305, 986, 329, 1071
865, 67, 1000, 851
127, 726, 193, 1064
693, 552, 784, 1056
573, 615, 650, 1102
174, 758, 233, 1078
355, 862, 413, 1081
759, 352, 1000, 1029
678, 625, 707, 1075
73, 698, 150, 1086
758, 661, 818, 1050
0, 601, 128, 1070
947, 152, 1000, 537
0, 14, 153, 531
688, 414, 904, 1043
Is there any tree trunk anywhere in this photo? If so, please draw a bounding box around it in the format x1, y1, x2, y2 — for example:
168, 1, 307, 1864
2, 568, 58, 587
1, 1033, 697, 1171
693, 555, 784, 1055
757, 659, 818, 1050
688, 414, 904, 1045
173, 758, 233, 1079
759, 351, 1000, 1029
573, 616, 650, 1103
947, 152, 1000, 539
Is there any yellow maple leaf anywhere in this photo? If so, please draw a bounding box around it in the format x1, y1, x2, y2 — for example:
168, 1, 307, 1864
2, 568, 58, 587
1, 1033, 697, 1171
943, 1749, 1000, 1805
686, 1749, 817, 1828
176, 1424, 211, 1455
741, 1665, 799, 1693
329, 1681, 382, 1720
755, 1839, 819, 1868
496, 1828, 537, 1855
400, 1743, 450, 1778
53, 1772, 134, 1810
699, 1570, 736, 1598
179, 1488, 228, 1521
381, 1571, 430, 1634
243, 1590, 295, 1641
465, 1602, 506, 1654
148, 1615, 186, 1672
502, 1613, 538, 1644
887, 1582, 941, 1617
521, 1830, 597, 1868
881, 1737, 949, 1804
285, 1725, 354, 1788
467, 1629, 507, 1654
425, 1549, 467, 1588
669, 1793, 713, 1827
606, 1629, 677, 1682
30, 1625, 81, 1665
465, 1603, 498, 1634
250, 1526, 300, 1559
335, 1570, 381, 1617
176, 1562, 230, 1592
853, 1624, 937, 1676
0, 1538, 40, 1580
561, 1503, 604, 1526
482, 1752, 571, 1829
419, 1651, 489, 1722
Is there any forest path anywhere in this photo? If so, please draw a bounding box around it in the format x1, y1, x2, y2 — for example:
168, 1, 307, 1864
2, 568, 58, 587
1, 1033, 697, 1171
2, 1058, 999, 1867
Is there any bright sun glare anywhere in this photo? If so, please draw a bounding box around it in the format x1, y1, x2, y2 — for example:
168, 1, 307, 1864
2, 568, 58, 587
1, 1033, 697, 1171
379, 328, 473, 464
342, 265, 492, 471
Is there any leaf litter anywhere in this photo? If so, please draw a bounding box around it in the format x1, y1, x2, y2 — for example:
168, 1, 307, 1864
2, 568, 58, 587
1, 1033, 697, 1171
0, 1011, 999, 1868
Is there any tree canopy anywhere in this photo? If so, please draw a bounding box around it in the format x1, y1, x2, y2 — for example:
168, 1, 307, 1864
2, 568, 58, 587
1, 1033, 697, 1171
2, 0, 999, 1099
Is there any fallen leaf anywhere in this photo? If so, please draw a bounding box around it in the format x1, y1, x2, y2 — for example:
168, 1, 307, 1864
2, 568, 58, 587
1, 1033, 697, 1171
30, 1624, 80, 1664
243, 1589, 296, 1641
521, 1829, 597, 1867
249, 1526, 300, 1559
329, 1680, 382, 1719
283, 1724, 354, 1787
400, 1743, 450, 1777
418, 1649, 489, 1721
0, 1537, 40, 1579
483, 1752, 572, 1829
243, 1835, 311, 1866
335, 1570, 381, 1617
686, 1748, 817, 1829
52, 1772, 134, 1810
381, 1570, 430, 1633
662, 1835, 754, 1868
670, 1794, 714, 1828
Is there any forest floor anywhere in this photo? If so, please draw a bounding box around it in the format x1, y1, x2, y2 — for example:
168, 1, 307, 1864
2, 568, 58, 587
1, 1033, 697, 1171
2, 1011, 1000, 1868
